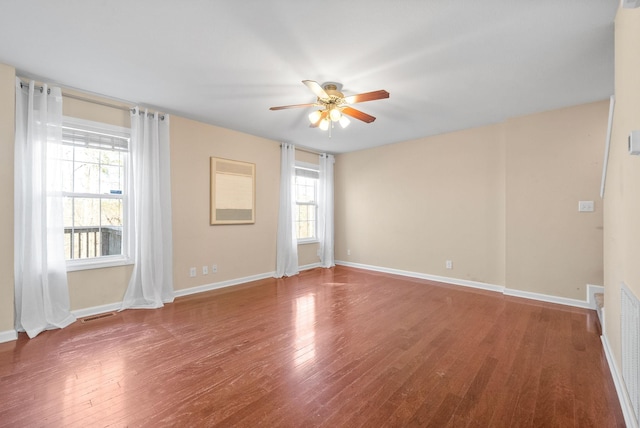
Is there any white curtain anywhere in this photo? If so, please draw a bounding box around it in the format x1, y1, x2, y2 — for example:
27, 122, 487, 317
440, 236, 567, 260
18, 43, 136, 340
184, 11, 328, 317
275, 143, 299, 277
14, 79, 76, 338
318, 154, 335, 268
121, 108, 174, 309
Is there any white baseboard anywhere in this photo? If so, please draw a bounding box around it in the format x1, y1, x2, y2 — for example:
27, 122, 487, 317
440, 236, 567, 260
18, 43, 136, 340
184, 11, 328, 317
503, 288, 592, 309
335, 260, 593, 310
174, 265, 326, 298
174, 270, 276, 298
601, 333, 639, 428
0, 329, 18, 344
72, 302, 122, 319
336, 261, 504, 293
70, 271, 278, 321
299, 263, 321, 271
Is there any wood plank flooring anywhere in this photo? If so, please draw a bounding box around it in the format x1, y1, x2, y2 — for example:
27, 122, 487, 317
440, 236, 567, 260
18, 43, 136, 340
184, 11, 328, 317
0, 266, 625, 427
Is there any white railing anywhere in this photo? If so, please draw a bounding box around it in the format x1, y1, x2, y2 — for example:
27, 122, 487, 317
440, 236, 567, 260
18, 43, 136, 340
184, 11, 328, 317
64, 227, 121, 260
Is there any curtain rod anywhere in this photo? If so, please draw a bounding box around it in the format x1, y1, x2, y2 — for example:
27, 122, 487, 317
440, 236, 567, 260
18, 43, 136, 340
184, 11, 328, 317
63, 91, 130, 112
18, 80, 165, 120
280, 144, 325, 156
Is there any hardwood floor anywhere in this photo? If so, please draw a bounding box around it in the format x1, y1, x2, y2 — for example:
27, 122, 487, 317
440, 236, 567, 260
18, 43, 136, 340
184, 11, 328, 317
0, 266, 625, 427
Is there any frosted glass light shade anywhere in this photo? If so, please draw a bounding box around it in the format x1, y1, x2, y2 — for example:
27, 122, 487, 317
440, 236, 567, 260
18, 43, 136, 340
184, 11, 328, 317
329, 108, 342, 122
319, 118, 329, 131
339, 116, 351, 128
308, 110, 322, 124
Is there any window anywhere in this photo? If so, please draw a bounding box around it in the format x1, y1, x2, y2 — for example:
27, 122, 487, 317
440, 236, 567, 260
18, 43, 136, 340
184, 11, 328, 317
294, 165, 319, 242
60, 117, 131, 270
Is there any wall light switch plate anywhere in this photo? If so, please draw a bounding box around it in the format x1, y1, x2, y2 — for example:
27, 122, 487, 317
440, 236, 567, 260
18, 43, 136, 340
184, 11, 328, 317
578, 201, 594, 212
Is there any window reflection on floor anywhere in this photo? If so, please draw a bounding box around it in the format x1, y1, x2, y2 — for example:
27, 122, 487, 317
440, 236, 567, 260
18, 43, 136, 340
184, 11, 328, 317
294, 293, 316, 367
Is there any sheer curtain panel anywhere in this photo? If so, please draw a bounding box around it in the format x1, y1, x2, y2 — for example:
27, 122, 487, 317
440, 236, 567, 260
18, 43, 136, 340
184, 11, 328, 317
318, 154, 335, 268
121, 108, 174, 309
14, 79, 76, 338
275, 143, 299, 277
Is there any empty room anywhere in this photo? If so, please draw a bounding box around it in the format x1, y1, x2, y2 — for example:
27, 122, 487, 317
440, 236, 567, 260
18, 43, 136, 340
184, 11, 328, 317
0, 1, 639, 427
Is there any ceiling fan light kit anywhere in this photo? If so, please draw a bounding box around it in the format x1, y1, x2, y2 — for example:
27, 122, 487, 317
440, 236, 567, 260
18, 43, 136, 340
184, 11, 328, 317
270, 80, 389, 134
329, 107, 342, 122
308, 110, 322, 124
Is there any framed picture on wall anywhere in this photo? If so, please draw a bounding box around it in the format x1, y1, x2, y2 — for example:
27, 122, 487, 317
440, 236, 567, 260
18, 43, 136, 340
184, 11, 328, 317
210, 157, 256, 225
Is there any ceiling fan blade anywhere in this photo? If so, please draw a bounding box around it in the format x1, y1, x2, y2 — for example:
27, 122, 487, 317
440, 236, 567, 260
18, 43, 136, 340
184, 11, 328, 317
269, 103, 316, 111
344, 90, 390, 104
342, 106, 376, 123
302, 80, 330, 100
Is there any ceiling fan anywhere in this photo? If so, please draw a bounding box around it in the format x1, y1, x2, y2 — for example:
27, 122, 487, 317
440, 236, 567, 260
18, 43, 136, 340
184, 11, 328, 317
269, 80, 389, 131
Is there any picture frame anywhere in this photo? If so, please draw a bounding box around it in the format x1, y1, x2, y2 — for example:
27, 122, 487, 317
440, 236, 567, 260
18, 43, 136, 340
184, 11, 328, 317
210, 157, 256, 225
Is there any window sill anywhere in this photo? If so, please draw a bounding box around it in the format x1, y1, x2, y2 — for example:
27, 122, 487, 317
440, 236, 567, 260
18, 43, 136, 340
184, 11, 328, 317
67, 256, 133, 272
297, 239, 319, 245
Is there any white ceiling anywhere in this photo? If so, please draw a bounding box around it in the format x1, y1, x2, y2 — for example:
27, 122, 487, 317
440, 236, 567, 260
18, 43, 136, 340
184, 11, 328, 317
0, 1, 617, 154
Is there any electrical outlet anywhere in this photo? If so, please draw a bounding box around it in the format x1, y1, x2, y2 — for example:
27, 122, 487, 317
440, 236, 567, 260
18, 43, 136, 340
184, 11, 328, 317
189, 267, 196, 277
446, 260, 453, 269
578, 200, 594, 212
347, 249, 351, 256
202, 266, 209, 275
212, 264, 217, 273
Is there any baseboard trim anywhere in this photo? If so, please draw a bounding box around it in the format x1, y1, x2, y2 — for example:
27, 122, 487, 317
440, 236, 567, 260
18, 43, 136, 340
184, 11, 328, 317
336, 261, 504, 293
335, 260, 593, 309
503, 288, 591, 309
72, 302, 122, 319
299, 263, 322, 271
174, 271, 276, 298
0, 329, 18, 344
601, 333, 639, 428
63, 269, 298, 332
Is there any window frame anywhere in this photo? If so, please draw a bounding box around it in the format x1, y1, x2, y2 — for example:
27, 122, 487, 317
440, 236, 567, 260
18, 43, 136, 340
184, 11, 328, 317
61, 116, 133, 272
294, 162, 320, 244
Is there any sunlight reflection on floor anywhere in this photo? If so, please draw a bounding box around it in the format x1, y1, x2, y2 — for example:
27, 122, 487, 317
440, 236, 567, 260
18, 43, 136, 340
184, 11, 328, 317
294, 294, 316, 368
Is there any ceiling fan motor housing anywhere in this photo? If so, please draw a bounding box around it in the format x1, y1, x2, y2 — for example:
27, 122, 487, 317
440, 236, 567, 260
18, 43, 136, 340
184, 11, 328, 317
320, 84, 345, 107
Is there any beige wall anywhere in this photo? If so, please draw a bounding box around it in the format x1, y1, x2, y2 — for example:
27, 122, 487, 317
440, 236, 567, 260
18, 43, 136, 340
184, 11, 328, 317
0, 64, 15, 333
335, 123, 507, 285
335, 100, 607, 299
603, 7, 640, 372
171, 116, 279, 290
505, 101, 607, 299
